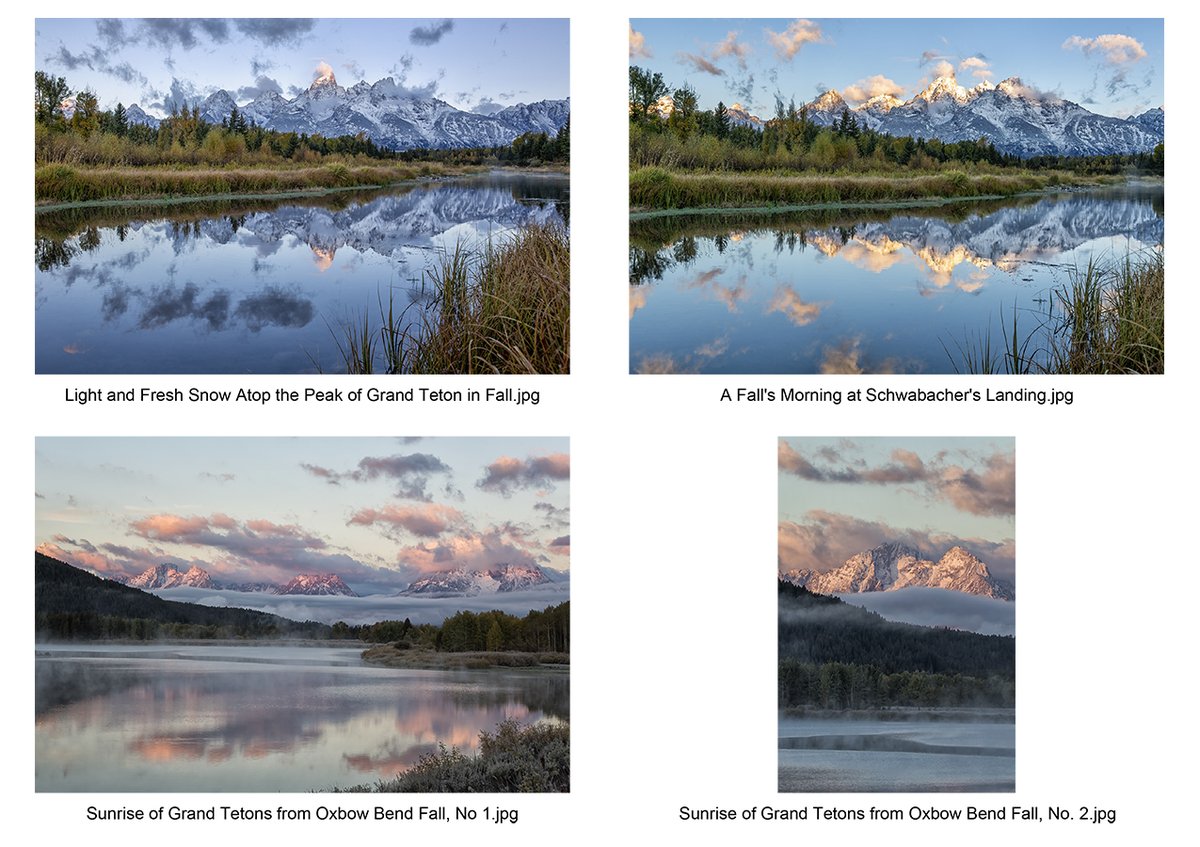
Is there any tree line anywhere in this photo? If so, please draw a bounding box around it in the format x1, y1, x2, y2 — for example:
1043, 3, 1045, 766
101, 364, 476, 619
331, 601, 569, 654
396, 117, 570, 167
777, 580, 1014, 709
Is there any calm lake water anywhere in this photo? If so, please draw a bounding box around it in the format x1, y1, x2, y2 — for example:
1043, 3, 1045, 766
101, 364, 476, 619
778, 713, 1015, 792
630, 184, 1162, 374
35, 643, 568, 792
36, 172, 568, 374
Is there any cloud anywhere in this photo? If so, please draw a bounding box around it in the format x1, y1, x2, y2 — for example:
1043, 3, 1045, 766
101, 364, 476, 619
838, 588, 1015, 636
711, 31, 750, 70
843, 75, 905, 104
765, 20, 823, 61
958, 56, 992, 81
533, 501, 570, 529
477, 453, 570, 497
1063, 33, 1147, 65
730, 73, 755, 104
937, 451, 1015, 517
139, 19, 230, 51
780, 440, 1015, 517
629, 24, 651, 59
237, 75, 283, 101
931, 59, 956, 79
919, 50, 948, 66
155, 77, 202, 113
234, 287, 314, 331
347, 504, 465, 538
233, 19, 317, 47
47, 44, 148, 87
393, 524, 555, 574
410, 19, 453, 46
138, 283, 231, 331
300, 452, 456, 501
126, 512, 373, 583
767, 285, 823, 326
677, 52, 724, 76
471, 97, 504, 116
778, 510, 1015, 584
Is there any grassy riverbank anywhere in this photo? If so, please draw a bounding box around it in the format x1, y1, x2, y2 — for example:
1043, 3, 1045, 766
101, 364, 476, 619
336, 720, 569, 793
35, 161, 473, 205
331, 221, 570, 375
361, 644, 569, 669
629, 166, 1108, 211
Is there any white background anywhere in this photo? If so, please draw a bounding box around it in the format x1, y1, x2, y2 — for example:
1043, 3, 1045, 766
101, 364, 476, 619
8, 2, 1195, 844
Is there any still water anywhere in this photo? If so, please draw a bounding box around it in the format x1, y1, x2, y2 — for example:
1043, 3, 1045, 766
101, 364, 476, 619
36, 172, 568, 374
35, 643, 568, 792
778, 713, 1015, 792
630, 185, 1162, 374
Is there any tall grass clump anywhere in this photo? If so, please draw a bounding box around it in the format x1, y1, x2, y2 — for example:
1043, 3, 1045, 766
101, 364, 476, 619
1047, 251, 1164, 374
336, 720, 569, 793
336, 222, 569, 374
945, 251, 1164, 374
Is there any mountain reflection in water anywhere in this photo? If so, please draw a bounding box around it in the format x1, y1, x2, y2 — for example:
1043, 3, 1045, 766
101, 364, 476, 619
630, 185, 1162, 374
36, 172, 568, 374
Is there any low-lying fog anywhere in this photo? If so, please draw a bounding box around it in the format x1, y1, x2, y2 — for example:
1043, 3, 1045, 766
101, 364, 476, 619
153, 583, 570, 626
834, 587, 1014, 636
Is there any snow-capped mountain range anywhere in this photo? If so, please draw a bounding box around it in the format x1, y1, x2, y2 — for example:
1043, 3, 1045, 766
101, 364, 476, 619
783, 542, 1014, 600
274, 573, 357, 597
116, 562, 563, 598
400, 564, 556, 597
745, 76, 1162, 157
124, 70, 569, 151
120, 564, 357, 596
799, 189, 1162, 275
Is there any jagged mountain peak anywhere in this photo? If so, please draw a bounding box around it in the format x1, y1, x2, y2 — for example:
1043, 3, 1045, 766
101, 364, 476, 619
273, 573, 357, 596
127, 563, 214, 590
915, 75, 972, 105
400, 563, 551, 597
810, 89, 848, 111
784, 542, 1014, 601
860, 93, 903, 112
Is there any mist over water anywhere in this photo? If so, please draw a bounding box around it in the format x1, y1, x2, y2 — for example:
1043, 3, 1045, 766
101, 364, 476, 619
778, 714, 1015, 792
35, 643, 568, 792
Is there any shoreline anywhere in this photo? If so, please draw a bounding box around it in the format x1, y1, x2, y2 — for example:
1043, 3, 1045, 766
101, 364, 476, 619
628, 172, 1153, 219
35, 164, 568, 210
360, 644, 570, 670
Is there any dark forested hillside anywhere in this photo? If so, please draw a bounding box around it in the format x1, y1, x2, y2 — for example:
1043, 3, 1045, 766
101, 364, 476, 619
778, 580, 1014, 709
35, 552, 330, 640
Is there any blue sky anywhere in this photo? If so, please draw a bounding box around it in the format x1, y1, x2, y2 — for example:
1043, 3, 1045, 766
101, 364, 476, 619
36, 437, 569, 594
778, 436, 1015, 582
36, 18, 568, 117
631, 19, 1163, 118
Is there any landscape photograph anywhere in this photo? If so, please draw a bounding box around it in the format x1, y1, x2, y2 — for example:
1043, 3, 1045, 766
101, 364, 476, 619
778, 437, 1015, 791
35, 437, 569, 792
35, 19, 569, 374
630, 19, 1163, 374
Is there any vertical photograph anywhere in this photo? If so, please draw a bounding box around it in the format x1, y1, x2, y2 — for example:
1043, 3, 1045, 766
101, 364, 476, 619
35, 437, 569, 792
629, 20, 1163, 374
35, 19, 569, 374
777, 437, 1015, 791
